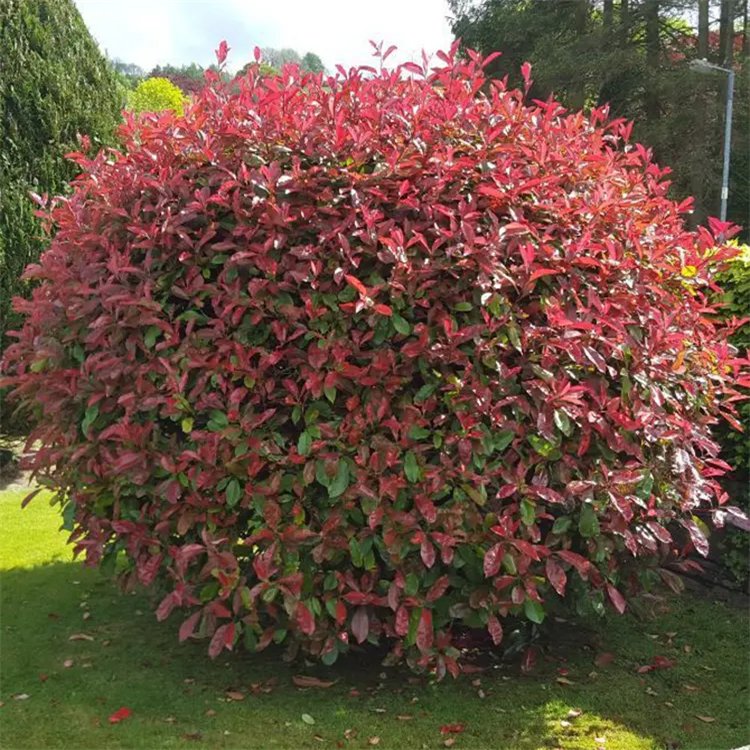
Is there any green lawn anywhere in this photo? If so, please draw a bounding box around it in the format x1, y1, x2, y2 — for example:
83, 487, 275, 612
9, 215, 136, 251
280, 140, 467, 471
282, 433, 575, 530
1, 488, 748, 750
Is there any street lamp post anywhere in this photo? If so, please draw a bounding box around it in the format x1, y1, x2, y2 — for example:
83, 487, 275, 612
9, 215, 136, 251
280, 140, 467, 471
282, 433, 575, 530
689, 58, 735, 222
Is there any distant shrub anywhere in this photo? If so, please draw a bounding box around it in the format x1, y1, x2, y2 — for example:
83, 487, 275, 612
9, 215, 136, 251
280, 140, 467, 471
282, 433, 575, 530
2, 44, 749, 676
128, 77, 186, 115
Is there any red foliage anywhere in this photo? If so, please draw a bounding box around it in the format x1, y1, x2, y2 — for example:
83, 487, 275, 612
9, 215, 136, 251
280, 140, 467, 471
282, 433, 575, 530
2, 42, 748, 676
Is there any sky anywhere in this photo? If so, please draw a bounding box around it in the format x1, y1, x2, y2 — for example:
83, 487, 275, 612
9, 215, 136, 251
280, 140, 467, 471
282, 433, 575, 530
73, 0, 456, 74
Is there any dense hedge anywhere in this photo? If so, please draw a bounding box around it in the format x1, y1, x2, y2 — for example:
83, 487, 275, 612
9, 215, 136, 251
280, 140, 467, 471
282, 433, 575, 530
2, 45, 749, 676
0, 0, 122, 368
716, 244, 750, 583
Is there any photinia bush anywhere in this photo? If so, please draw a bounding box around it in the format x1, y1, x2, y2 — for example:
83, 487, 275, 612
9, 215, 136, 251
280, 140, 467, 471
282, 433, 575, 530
2, 41, 749, 677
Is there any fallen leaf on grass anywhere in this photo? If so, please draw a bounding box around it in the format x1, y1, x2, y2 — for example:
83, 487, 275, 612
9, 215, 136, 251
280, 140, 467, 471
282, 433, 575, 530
444, 740, 456, 748
683, 684, 700, 692
225, 691, 245, 701
181, 731, 202, 741
637, 656, 674, 673
205, 709, 216, 717
108, 707, 132, 724
39, 674, 49, 683
63, 659, 74, 669
344, 728, 356, 740
566, 709, 583, 718
302, 713, 316, 725
695, 715, 716, 723
164, 716, 176, 724
293, 675, 336, 689
368, 737, 380, 746
556, 677, 575, 686
440, 723, 466, 735
396, 714, 414, 721
594, 652, 615, 668
13, 694, 30, 701
560, 720, 572, 728
68, 633, 94, 642
646, 687, 659, 696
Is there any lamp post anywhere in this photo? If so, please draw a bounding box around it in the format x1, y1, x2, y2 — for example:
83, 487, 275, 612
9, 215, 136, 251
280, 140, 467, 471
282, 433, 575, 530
689, 58, 735, 222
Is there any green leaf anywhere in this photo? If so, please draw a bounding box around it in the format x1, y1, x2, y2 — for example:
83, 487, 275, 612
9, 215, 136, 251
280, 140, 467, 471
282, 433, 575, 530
408, 425, 431, 440
636, 471, 654, 500
315, 461, 330, 488
297, 431, 312, 456
528, 434, 556, 457
520, 497, 536, 526
328, 460, 350, 498
144, 325, 160, 348
404, 451, 421, 483
226, 478, 242, 507
553, 409, 573, 436
579, 502, 600, 538
453, 301, 473, 312
392, 313, 411, 335
523, 598, 545, 624
494, 430, 515, 452
181, 417, 194, 433
552, 516, 572, 534
301, 714, 315, 725
414, 384, 436, 403
81, 405, 99, 437
324, 385, 336, 403
207, 410, 229, 431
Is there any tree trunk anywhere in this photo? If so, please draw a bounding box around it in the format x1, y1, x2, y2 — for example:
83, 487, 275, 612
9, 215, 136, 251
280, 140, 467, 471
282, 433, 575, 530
743, 0, 749, 56
603, 0, 614, 31
698, 0, 709, 58
569, 0, 589, 110
644, 0, 660, 124
719, 0, 731, 65
620, 0, 630, 44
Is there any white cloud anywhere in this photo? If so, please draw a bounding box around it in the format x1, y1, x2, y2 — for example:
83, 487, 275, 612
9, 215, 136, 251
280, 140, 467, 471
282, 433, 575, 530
73, 0, 455, 73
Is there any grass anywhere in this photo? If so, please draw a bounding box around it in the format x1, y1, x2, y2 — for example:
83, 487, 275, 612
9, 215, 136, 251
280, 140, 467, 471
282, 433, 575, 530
0, 488, 748, 750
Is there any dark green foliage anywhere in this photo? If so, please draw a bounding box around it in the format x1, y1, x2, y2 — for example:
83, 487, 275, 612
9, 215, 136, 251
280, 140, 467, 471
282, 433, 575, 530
717, 244, 750, 583
0, 0, 122, 367
448, 0, 749, 238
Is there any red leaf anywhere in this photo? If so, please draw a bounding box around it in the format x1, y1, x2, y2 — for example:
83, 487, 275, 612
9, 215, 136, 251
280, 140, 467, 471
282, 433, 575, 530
606, 583, 627, 614
344, 274, 368, 296
487, 614, 503, 646
682, 519, 709, 557
373, 304, 392, 317
637, 655, 674, 673
440, 724, 466, 735
556, 550, 591, 578
351, 606, 369, 644
594, 651, 615, 668
108, 707, 132, 724
545, 557, 567, 596
296, 601, 316, 635
208, 623, 235, 658
483, 543, 504, 577
216, 40, 229, 65
178, 610, 202, 642
395, 605, 409, 636
416, 608, 433, 652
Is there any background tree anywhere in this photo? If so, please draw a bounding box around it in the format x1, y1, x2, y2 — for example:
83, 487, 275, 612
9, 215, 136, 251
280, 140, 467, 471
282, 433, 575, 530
128, 77, 187, 114
301, 51, 326, 73
148, 62, 205, 94
449, 0, 749, 236
0, 0, 122, 364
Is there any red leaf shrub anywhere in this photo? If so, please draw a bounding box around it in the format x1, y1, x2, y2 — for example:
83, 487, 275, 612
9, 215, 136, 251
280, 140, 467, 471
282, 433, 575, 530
2, 42, 748, 677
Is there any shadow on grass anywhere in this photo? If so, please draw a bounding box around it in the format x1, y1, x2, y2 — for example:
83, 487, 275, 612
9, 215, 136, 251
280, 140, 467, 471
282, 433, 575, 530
1, 561, 748, 750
